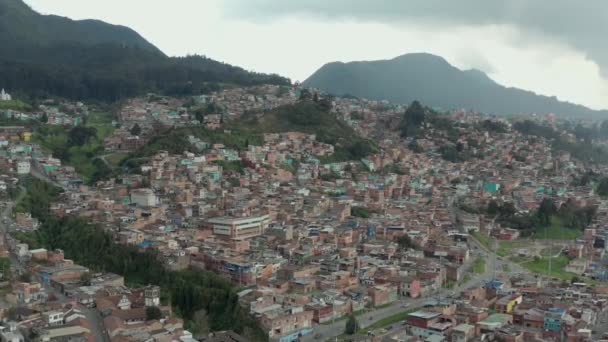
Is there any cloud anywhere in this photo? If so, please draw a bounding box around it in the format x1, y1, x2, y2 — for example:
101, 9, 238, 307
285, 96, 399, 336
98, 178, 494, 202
223, 0, 608, 78
456, 49, 495, 74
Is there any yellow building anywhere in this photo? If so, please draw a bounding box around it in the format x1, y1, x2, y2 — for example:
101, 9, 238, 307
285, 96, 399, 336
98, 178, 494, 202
495, 294, 523, 314
21, 131, 32, 142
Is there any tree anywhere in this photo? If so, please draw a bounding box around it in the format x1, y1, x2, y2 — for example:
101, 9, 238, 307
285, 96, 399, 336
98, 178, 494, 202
68, 126, 97, 146
351, 207, 372, 218
190, 309, 210, 338
40, 113, 48, 123
90, 158, 113, 184
597, 178, 608, 197
537, 198, 557, 226
487, 200, 500, 216
467, 138, 479, 148
194, 109, 206, 123
397, 234, 419, 250
146, 306, 163, 320
439, 145, 460, 162
18, 272, 32, 283
80, 272, 92, 286
130, 123, 142, 136
344, 314, 358, 335
400, 101, 426, 137
299, 88, 313, 101
408, 140, 424, 153
348, 140, 374, 160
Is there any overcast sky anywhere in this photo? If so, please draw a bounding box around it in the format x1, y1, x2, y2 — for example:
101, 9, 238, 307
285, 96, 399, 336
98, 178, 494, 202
24, 0, 608, 110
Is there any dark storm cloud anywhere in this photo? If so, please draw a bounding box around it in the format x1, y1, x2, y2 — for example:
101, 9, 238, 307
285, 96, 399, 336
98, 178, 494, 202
224, 0, 608, 77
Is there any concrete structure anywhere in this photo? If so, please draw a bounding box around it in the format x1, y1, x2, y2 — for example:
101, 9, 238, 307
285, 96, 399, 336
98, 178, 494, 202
0, 323, 24, 342
406, 310, 453, 340
452, 323, 475, 342
205, 215, 270, 240
259, 306, 313, 342
43, 311, 64, 327
130, 188, 157, 207
16, 160, 30, 175
145, 285, 161, 307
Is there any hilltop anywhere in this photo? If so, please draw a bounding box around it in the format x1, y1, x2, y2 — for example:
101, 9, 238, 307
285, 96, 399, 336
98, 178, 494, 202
303, 53, 608, 119
0, 0, 290, 101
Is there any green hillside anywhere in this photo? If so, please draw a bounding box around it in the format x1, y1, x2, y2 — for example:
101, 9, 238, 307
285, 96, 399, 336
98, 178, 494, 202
237, 100, 378, 162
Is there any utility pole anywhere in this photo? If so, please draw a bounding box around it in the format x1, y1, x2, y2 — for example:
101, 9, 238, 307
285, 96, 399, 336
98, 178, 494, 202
548, 241, 553, 281
545, 224, 551, 284
492, 238, 497, 281
333, 273, 337, 342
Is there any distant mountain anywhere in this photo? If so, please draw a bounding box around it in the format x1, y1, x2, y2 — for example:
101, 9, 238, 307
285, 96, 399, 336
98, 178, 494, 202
0, 0, 290, 101
303, 53, 607, 119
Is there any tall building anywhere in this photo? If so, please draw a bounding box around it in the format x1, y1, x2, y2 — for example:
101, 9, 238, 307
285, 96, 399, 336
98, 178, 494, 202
144, 285, 161, 307
205, 215, 270, 240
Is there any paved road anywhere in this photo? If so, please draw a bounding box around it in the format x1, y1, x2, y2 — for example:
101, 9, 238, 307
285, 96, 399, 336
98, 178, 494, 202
2, 183, 109, 342
303, 234, 538, 342
302, 274, 494, 342
43, 281, 109, 342
302, 243, 509, 341
77, 303, 110, 342
468, 235, 529, 279
1, 186, 26, 228
30, 167, 64, 189
1, 186, 27, 273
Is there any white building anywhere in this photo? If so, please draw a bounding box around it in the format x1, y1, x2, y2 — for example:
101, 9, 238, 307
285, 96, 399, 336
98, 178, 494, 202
0, 323, 24, 342
145, 285, 161, 307
43, 310, 64, 326
0, 89, 11, 101
16, 160, 30, 175
206, 215, 270, 240
130, 188, 157, 207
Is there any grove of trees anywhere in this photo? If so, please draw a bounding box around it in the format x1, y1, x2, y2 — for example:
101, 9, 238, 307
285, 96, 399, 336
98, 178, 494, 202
16, 178, 267, 340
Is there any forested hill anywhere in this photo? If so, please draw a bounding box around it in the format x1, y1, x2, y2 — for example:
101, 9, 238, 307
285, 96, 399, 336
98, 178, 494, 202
0, 0, 290, 101
303, 53, 608, 119
0, 0, 161, 54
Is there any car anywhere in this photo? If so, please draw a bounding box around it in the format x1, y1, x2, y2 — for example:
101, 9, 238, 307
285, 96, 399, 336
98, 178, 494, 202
386, 325, 393, 330
402, 303, 410, 308
314, 333, 322, 339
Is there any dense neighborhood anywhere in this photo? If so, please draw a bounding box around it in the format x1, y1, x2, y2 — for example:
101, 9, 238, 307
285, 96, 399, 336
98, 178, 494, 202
1, 84, 608, 342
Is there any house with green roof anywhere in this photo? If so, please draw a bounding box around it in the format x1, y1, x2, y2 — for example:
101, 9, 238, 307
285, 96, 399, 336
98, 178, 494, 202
483, 182, 500, 194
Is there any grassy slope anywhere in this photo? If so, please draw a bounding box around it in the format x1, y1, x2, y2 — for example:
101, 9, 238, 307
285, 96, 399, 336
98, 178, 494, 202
33, 111, 114, 182
235, 101, 378, 163
126, 101, 377, 168
524, 255, 575, 280
473, 257, 486, 274
471, 231, 492, 250
0, 99, 31, 111
534, 217, 582, 240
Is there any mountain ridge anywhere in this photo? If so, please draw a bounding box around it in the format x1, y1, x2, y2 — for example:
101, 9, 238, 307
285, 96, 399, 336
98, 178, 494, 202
0, 0, 290, 101
0, 0, 162, 55
303, 53, 607, 118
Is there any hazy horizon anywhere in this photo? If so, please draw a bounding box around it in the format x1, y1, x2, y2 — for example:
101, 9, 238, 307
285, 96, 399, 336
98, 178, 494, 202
23, 0, 608, 110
